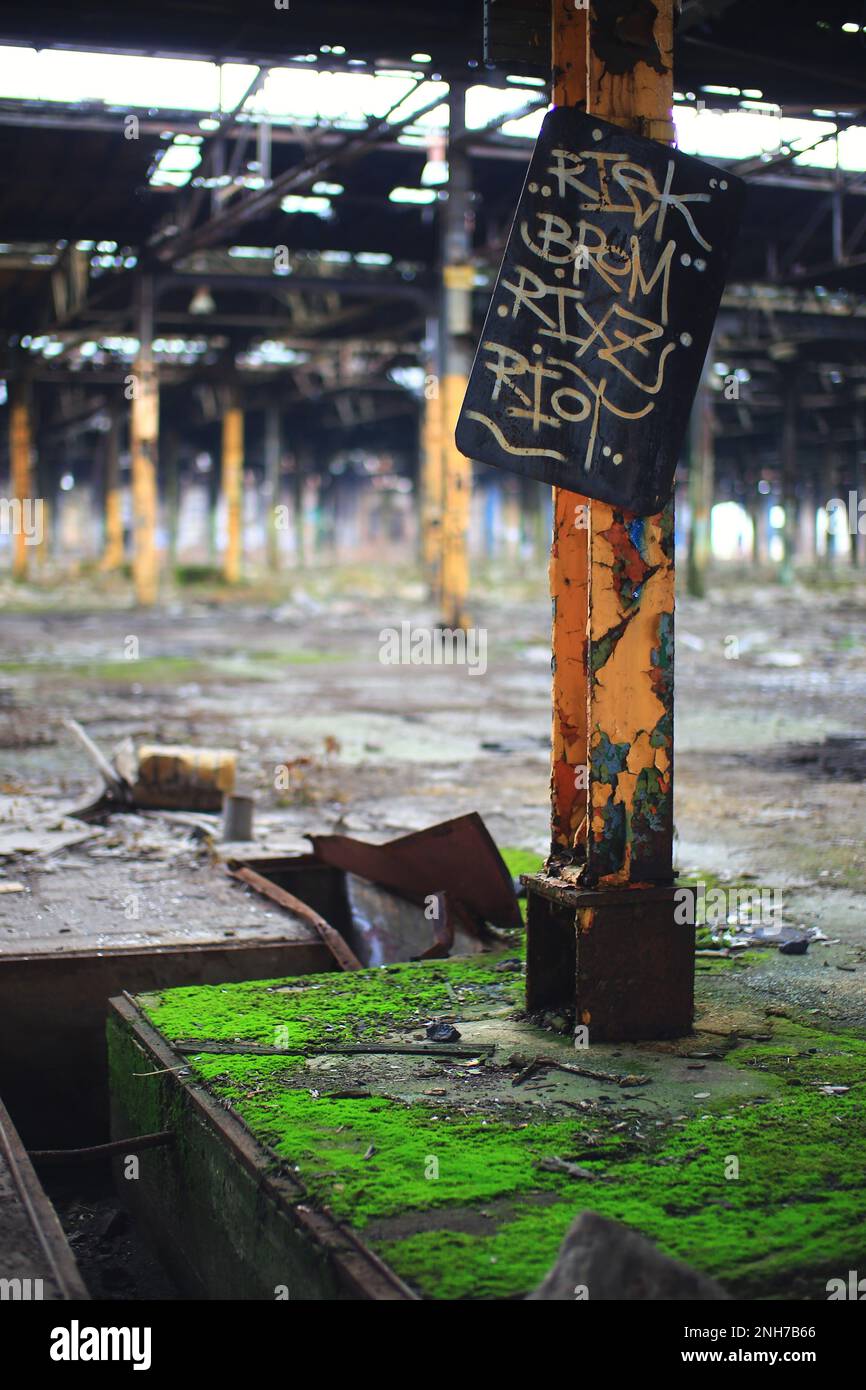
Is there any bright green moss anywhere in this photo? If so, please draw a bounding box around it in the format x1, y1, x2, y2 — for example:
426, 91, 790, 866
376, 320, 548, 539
191, 1057, 613, 1224
731, 1019, 866, 1086
499, 847, 545, 879
141, 952, 525, 1050
184, 1045, 866, 1298
376, 1207, 581, 1300
134, 956, 866, 1300
499, 846, 544, 921
695, 948, 771, 972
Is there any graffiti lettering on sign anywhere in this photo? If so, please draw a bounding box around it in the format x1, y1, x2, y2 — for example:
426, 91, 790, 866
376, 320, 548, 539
456, 110, 744, 515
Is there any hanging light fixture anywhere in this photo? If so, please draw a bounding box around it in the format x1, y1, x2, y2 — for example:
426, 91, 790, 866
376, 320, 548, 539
189, 284, 216, 315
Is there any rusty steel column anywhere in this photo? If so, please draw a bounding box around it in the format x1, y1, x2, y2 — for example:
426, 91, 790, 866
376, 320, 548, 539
130, 276, 159, 606
221, 390, 244, 584
9, 383, 34, 581
525, 0, 689, 1041
440, 80, 473, 630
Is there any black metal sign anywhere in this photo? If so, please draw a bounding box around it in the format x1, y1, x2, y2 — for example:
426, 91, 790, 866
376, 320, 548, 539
456, 107, 745, 515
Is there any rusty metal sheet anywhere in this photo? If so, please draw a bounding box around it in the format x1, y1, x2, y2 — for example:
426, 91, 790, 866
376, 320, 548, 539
308, 812, 522, 933
226, 857, 484, 967
343, 876, 480, 965
230, 865, 363, 972
456, 107, 744, 515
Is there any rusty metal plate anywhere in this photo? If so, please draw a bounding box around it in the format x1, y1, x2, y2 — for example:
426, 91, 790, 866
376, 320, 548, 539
309, 812, 522, 933
456, 107, 745, 514
524, 876, 694, 1040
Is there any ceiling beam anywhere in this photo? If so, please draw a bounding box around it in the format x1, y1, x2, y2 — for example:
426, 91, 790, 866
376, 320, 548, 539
152, 77, 444, 262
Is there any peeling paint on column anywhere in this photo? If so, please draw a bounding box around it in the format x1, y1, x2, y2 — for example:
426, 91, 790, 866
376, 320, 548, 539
590, 0, 666, 79
551, 491, 674, 886
550, 487, 590, 856
587, 496, 675, 887
548, 0, 676, 891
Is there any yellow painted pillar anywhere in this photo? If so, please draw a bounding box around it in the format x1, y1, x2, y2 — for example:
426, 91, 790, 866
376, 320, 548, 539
130, 360, 159, 604
440, 361, 472, 628
9, 387, 34, 580
549, 0, 676, 887
522, 0, 688, 1036
439, 81, 474, 630
221, 395, 244, 584
101, 406, 124, 571
130, 278, 159, 605
421, 350, 444, 589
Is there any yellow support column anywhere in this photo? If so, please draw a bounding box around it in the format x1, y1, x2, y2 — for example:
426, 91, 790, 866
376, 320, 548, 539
222, 394, 244, 584
548, 0, 591, 857
421, 344, 444, 590
130, 278, 159, 606
440, 360, 472, 629
9, 386, 34, 581
439, 82, 474, 630
549, 0, 676, 887
525, 0, 686, 1040
130, 361, 159, 605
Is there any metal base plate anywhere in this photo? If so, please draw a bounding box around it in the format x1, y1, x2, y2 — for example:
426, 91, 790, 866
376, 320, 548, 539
524, 874, 694, 1040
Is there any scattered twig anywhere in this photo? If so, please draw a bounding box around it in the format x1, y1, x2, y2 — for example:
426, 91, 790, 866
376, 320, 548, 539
133, 1064, 191, 1077
515, 1055, 651, 1088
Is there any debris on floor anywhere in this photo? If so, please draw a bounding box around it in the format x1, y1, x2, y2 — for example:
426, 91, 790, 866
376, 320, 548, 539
65, 719, 237, 815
